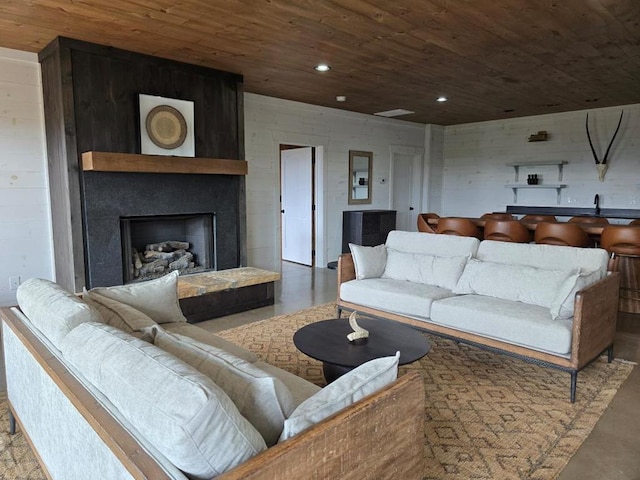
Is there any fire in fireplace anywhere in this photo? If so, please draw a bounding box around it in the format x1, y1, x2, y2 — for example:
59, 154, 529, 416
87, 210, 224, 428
120, 213, 217, 283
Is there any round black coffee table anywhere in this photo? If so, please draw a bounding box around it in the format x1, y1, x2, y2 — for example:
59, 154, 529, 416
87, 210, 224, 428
293, 317, 431, 382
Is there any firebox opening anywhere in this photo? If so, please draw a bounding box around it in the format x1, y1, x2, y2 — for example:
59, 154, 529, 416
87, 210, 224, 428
120, 213, 217, 283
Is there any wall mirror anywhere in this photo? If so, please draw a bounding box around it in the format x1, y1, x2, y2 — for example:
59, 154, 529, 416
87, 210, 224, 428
348, 150, 372, 205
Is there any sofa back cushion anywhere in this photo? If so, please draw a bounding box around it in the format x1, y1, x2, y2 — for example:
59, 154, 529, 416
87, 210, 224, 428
476, 240, 609, 276
16, 278, 103, 349
83, 290, 157, 333
385, 230, 480, 257
382, 249, 469, 290
60, 322, 267, 479
151, 326, 296, 446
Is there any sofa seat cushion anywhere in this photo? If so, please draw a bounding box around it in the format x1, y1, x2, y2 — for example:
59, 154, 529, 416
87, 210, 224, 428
60, 322, 267, 479
16, 278, 103, 349
430, 295, 573, 356
340, 278, 456, 320
161, 321, 258, 363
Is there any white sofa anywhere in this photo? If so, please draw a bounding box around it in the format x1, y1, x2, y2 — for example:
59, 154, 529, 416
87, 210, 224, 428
337, 231, 621, 402
1, 272, 425, 480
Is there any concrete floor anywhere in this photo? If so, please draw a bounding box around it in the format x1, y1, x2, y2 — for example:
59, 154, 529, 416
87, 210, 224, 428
199, 261, 640, 480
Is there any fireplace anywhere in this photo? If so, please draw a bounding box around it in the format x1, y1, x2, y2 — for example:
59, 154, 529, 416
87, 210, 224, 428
121, 213, 217, 283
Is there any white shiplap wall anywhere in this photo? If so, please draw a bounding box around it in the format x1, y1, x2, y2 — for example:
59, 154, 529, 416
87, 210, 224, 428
441, 104, 640, 219
244, 93, 426, 271
0, 48, 53, 306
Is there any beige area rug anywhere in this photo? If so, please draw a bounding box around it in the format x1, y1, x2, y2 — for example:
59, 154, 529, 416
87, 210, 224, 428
0, 303, 633, 480
216, 303, 635, 480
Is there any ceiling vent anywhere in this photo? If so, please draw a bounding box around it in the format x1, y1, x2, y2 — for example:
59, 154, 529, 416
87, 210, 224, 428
374, 109, 415, 117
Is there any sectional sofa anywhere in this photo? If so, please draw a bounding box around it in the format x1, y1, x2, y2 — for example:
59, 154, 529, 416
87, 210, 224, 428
337, 231, 620, 402
1, 271, 425, 480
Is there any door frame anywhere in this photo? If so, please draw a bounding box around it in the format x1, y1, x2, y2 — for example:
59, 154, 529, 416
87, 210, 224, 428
279, 145, 315, 266
388, 145, 425, 231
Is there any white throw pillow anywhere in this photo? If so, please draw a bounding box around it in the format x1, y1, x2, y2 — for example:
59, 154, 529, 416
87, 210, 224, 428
151, 326, 296, 446
453, 259, 578, 310
83, 290, 157, 333
349, 243, 387, 279
279, 352, 399, 441
382, 249, 469, 290
60, 322, 266, 479
550, 269, 602, 320
88, 270, 187, 324
16, 278, 103, 348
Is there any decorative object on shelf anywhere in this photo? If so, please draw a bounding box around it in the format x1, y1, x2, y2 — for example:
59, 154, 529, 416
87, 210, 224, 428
527, 174, 539, 185
139, 94, 195, 157
527, 131, 548, 142
586, 110, 624, 182
346, 311, 369, 343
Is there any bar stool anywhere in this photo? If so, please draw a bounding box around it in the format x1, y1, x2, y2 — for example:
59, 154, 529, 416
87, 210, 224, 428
521, 214, 557, 223
481, 213, 515, 221
568, 216, 609, 225
600, 225, 640, 313
629, 219, 640, 226
436, 217, 482, 239
417, 213, 439, 233
483, 219, 532, 243
534, 222, 593, 247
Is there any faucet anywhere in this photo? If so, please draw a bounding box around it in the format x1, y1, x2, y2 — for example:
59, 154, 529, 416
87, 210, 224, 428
594, 194, 600, 216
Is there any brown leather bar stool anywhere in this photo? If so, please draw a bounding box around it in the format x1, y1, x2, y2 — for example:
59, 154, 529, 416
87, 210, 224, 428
483, 219, 532, 243
436, 217, 482, 239
629, 219, 640, 226
417, 213, 439, 233
568, 216, 609, 225
521, 214, 557, 223
533, 222, 593, 247
600, 225, 640, 313
481, 213, 515, 220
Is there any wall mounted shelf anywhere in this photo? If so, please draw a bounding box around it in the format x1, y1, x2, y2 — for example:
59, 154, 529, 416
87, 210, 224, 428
506, 160, 568, 204
82, 151, 248, 175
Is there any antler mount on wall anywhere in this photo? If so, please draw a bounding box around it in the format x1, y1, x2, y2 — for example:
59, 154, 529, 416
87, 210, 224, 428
586, 111, 624, 182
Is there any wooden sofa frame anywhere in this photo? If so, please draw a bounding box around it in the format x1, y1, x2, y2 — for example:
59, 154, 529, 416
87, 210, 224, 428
1, 306, 426, 480
336, 253, 621, 403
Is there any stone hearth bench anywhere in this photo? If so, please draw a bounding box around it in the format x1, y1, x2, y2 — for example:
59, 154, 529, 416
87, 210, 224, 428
178, 267, 280, 322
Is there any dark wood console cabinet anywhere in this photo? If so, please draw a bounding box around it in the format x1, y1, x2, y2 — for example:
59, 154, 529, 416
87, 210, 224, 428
342, 210, 397, 253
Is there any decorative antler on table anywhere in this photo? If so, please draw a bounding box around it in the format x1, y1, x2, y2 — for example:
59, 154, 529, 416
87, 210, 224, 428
347, 311, 369, 342
586, 111, 624, 182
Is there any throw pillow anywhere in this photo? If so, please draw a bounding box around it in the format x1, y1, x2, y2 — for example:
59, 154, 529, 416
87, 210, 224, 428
60, 322, 266, 478
382, 249, 469, 290
83, 290, 157, 333
16, 278, 103, 349
453, 259, 578, 310
550, 269, 603, 320
279, 352, 399, 441
151, 326, 296, 446
88, 270, 187, 324
349, 243, 387, 279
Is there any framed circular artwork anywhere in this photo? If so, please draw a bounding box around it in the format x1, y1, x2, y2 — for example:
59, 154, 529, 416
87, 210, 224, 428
145, 105, 188, 150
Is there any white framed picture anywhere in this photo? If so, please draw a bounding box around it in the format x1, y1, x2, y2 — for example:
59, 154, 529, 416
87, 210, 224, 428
139, 94, 195, 157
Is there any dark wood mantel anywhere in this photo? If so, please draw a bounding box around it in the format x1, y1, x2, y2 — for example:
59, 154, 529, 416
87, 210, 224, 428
82, 151, 248, 176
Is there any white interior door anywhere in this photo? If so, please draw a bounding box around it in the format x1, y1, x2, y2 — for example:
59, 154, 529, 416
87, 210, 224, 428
281, 147, 313, 265
392, 153, 415, 231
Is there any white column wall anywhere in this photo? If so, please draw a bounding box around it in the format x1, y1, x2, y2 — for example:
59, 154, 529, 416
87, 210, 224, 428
442, 104, 640, 219
0, 47, 53, 306
244, 93, 426, 271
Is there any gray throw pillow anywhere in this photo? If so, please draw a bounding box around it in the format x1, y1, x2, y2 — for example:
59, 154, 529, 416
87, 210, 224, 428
349, 243, 387, 279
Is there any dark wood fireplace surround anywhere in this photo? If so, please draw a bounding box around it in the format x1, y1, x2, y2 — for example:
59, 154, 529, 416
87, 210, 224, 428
39, 37, 247, 292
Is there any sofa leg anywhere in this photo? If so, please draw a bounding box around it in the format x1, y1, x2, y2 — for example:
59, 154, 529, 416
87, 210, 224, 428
336, 306, 343, 318
570, 371, 578, 403
607, 345, 614, 363
8, 409, 16, 435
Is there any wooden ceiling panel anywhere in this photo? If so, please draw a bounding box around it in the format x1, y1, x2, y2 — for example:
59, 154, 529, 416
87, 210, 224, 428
0, 0, 639, 124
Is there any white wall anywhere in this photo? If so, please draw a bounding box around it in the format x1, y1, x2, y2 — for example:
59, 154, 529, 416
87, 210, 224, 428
244, 93, 426, 271
441, 104, 640, 219
0, 47, 53, 306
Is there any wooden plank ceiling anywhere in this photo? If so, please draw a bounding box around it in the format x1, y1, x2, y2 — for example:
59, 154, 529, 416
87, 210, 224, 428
0, 0, 638, 125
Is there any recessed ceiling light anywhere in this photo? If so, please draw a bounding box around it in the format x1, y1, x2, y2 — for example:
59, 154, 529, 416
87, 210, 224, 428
374, 109, 415, 117
336, 95, 347, 102
314, 64, 331, 72
436, 96, 448, 102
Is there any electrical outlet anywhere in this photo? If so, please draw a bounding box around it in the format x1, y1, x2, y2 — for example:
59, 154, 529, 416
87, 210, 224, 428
9, 276, 20, 290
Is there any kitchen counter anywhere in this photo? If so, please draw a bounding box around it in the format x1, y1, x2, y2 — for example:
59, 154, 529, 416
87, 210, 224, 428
506, 206, 640, 219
